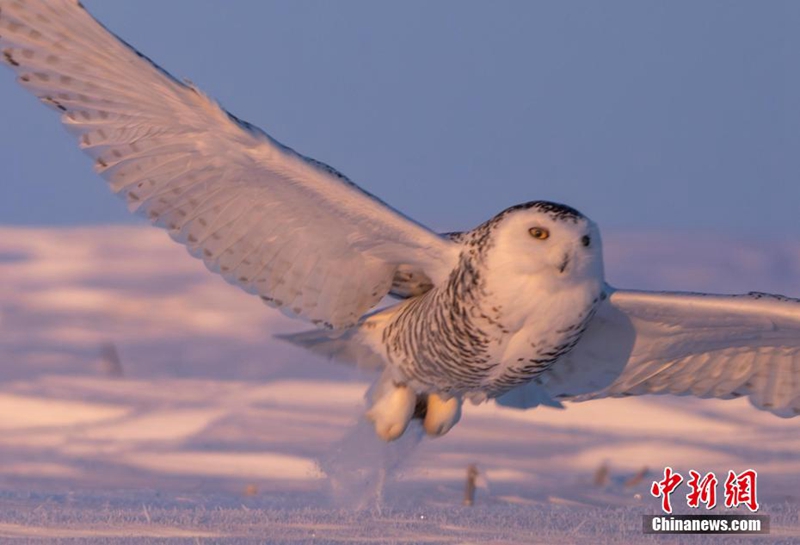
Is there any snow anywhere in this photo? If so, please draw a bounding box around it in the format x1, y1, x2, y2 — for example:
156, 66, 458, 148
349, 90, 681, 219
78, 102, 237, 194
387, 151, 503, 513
1, 226, 799, 543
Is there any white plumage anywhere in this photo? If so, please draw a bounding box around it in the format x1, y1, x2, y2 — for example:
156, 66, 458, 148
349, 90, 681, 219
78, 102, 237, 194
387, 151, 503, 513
0, 0, 458, 331
3, 1, 800, 442
501, 290, 800, 417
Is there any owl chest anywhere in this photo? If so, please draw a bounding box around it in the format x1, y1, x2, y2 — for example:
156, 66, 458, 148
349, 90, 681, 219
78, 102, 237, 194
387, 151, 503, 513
381, 276, 599, 396
481, 289, 599, 393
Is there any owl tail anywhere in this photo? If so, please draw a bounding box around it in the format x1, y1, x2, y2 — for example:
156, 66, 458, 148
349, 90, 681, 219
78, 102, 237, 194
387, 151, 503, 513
276, 326, 385, 371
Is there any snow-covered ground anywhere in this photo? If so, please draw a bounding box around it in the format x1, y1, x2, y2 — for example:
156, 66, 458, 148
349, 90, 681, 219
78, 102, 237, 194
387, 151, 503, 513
1, 226, 799, 543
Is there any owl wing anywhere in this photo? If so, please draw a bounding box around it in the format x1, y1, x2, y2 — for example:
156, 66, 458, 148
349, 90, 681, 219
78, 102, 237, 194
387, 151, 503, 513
497, 287, 800, 417
0, 0, 460, 329
389, 232, 465, 298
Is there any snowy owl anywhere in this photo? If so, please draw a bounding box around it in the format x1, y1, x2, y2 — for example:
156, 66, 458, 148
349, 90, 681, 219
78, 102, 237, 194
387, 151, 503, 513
3, 1, 800, 442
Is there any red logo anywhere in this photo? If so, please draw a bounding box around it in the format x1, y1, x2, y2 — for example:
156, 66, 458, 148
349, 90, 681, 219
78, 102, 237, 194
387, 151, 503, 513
651, 468, 759, 513
724, 469, 759, 512
686, 470, 718, 509
651, 466, 683, 514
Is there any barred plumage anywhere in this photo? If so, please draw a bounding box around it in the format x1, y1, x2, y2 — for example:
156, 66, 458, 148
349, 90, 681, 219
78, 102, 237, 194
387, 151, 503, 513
375, 202, 605, 402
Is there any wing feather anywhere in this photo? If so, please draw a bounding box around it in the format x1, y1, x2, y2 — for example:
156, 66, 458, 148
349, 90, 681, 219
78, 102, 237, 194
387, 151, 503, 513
0, 0, 459, 328
500, 288, 800, 417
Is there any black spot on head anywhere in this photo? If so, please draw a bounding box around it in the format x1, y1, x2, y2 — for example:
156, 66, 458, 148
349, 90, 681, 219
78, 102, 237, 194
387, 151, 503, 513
503, 201, 585, 223
470, 201, 586, 245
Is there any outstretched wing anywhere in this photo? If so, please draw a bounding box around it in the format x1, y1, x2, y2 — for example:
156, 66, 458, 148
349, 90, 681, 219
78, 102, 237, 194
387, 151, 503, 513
0, 0, 459, 329
498, 288, 800, 417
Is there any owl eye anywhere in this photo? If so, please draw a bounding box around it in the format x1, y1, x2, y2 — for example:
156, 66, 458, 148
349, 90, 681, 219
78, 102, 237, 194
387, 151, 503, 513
529, 227, 550, 240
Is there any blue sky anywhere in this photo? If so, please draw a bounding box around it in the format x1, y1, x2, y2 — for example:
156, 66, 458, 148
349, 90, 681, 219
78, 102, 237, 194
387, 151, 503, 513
0, 1, 797, 237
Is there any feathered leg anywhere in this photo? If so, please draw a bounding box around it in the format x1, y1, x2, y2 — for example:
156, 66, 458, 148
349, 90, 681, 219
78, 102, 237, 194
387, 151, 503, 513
423, 393, 462, 437
366, 380, 416, 441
